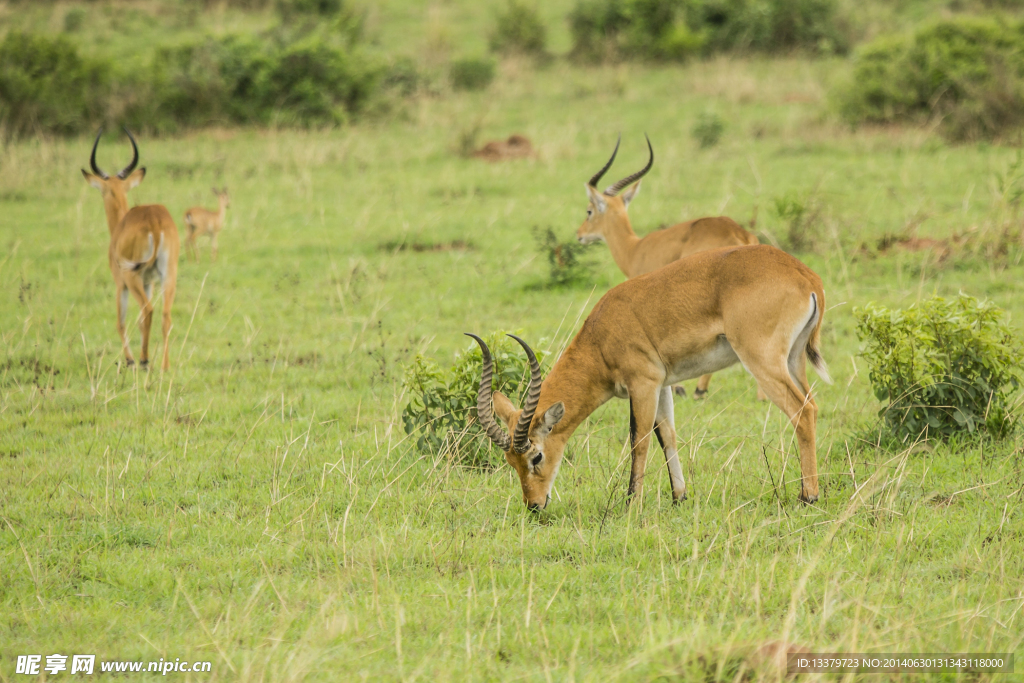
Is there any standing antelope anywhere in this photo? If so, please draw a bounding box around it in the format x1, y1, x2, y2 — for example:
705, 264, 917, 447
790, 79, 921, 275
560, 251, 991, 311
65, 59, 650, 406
81, 127, 179, 371
468, 244, 830, 510
184, 187, 230, 262
578, 136, 762, 400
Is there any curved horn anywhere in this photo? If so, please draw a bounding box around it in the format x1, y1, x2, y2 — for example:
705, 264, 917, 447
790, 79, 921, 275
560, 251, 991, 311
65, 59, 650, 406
588, 134, 620, 188
604, 134, 654, 197
465, 333, 512, 451
117, 126, 140, 179
89, 128, 109, 179
508, 334, 543, 454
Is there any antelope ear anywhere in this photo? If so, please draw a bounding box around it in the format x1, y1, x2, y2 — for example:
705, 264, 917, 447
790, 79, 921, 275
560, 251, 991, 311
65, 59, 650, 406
540, 402, 564, 430
621, 180, 641, 208
125, 167, 146, 189
82, 169, 104, 189
585, 185, 607, 213
492, 391, 519, 431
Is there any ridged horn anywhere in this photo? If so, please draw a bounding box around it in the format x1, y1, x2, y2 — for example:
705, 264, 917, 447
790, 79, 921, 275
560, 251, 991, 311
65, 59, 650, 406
588, 134, 620, 188
89, 128, 109, 179
117, 126, 140, 179
508, 334, 543, 454
466, 333, 512, 451
604, 134, 653, 197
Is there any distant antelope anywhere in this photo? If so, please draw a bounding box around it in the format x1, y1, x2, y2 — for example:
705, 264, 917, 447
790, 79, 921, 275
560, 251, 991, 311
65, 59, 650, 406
468, 244, 830, 510
81, 127, 179, 370
578, 136, 762, 400
184, 187, 229, 262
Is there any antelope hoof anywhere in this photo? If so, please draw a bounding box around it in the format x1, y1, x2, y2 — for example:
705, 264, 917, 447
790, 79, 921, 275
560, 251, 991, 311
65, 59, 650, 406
693, 388, 707, 400
672, 385, 687, 397
125, 358, 135, 367
672, 490, 688, 504
798, 489, 819, 504
140, 360, 149, 371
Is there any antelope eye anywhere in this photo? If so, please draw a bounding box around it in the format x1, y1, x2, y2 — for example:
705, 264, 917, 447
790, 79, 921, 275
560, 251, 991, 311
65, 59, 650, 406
586, 209, 593, 218
530, 453, 543, 468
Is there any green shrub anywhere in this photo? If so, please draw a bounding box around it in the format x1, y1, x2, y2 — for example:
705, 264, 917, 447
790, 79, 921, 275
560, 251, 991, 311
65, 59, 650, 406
127, 34, 380, 131
63, 7, 86, 33
568, 0, 704, 63
0, 32, 111, 137
772, 191, 821, 252
835, 17, 1024, 141
691, 111, 724, 148
450, 58, 496, 91
402, 333, 547, 464
489, 0, 548, 57
276, 0, 343, 20
534, 226, 598, 287
855, 294, 1023, 442
568, 0, 846, 63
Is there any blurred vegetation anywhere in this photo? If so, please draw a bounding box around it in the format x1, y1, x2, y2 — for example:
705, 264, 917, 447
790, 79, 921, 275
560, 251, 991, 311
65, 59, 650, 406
449, 58, 496, 91
835, 16, 1024, 141
489, 0, 549, 58
568, 0, 848, 63
533, 226, 599, 287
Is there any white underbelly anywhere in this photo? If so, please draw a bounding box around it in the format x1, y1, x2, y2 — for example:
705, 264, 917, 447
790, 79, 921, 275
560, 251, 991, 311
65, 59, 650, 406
664, 335, 739, 385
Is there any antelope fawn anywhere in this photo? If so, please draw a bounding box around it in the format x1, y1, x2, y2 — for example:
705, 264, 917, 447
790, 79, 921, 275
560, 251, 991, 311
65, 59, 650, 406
184, 187, 229, 262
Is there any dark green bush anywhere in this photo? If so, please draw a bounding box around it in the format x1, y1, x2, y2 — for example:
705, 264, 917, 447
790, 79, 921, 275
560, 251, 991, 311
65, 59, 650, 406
0, 30, 382, 136
450, 58, 496, 91
402, 332, 547, 465
568, 0, 846, 63
835, 17, 1024, 141
568, 0, 704, 63
691, 111, 724, 148
0, 32, 111, 137
534, 226, 598, 287
855, 294, 1023, 442
489, 0, 548, 57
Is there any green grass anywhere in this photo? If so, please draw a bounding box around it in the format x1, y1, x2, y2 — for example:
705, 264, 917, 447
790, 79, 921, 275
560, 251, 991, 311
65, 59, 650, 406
2, 33, 1024, 683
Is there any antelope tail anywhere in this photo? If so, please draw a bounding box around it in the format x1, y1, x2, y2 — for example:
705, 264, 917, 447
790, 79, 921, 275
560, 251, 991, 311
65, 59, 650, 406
120, 233, 161, 272
806, 291, 832, 384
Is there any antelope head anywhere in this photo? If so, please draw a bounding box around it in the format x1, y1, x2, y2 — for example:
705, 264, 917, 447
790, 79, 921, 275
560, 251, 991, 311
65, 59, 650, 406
467, 333, 565, 510
81, 127, 146, 228
576, 135, 654, 244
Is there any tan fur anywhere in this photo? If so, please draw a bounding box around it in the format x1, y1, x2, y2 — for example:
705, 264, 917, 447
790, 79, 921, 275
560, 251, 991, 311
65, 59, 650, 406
82, 165, 179, 371
184, 188, 229, 262
485, 245, 829, 509
578, 184, 762, 399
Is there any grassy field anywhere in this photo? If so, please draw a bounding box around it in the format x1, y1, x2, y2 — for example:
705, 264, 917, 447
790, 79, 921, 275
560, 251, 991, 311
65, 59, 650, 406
3, 8, 1024, 680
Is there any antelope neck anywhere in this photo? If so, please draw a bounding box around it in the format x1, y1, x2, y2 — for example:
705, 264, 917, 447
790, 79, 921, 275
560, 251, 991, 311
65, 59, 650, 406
604, 213, 641, 277
102, 191, 131, 236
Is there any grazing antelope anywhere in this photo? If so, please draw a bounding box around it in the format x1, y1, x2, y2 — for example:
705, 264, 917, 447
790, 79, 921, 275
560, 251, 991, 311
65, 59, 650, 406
468, 244, 830, 510
578, 136, 762, 400
81, 127, 179, 371
184, 187, 230, 262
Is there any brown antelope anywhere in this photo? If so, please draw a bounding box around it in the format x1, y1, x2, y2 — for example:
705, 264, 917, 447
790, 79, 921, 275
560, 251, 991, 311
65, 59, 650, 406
577, 136, 762, 400
468, 244, 830, 510
184, 188, 230, 262
81, 127, 179, 371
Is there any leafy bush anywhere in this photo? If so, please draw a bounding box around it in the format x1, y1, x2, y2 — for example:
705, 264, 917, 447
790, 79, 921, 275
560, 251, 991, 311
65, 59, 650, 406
534, 226, 598, 287
0, 32, 111, 137
402, 333, 547, 465
692, 111, 724, 148
835, 17, 1024, 141
855, 294, 1023, 442
450, 58, 496, 91
489, 0, 548, 57
568, 0, 846, 63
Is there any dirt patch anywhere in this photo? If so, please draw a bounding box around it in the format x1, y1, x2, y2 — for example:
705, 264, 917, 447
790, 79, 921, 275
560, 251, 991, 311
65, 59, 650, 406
472, 134, 535, 161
